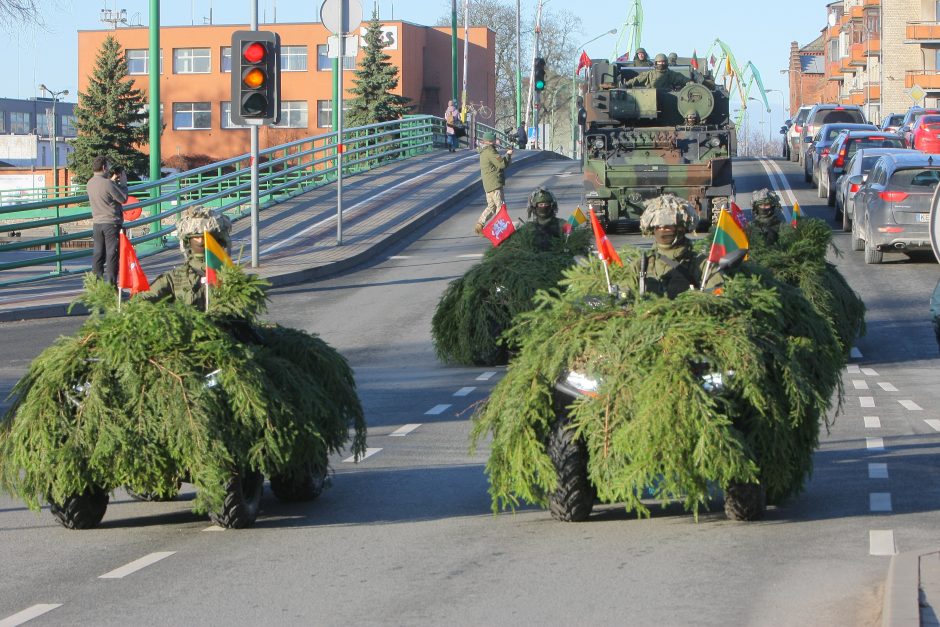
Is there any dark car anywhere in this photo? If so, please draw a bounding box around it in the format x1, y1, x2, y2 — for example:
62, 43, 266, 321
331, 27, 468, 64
898, 107, 940, 146
818, 130, 906, 207
803, 122, 876, 185
799, 104, 867, 166
880, 113, 904, 133
851, 152, 940, 263
786, 105, 812, 162
834, 147, 911, 232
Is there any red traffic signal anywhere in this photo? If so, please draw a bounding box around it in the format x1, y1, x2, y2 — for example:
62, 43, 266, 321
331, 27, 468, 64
230, 30, 281, 125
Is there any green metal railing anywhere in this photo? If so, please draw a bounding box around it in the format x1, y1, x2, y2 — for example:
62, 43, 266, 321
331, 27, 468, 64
0, 116, 510, 287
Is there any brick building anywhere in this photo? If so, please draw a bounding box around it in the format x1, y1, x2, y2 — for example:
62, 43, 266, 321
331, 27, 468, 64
787, 38, 827, 114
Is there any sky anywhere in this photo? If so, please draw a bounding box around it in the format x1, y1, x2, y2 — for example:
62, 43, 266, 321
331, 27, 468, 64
1, 0, 834, 131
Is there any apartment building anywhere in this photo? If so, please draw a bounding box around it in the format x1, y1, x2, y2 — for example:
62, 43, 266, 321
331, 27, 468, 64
76, 21, 495, 161
0, 97, 77, 168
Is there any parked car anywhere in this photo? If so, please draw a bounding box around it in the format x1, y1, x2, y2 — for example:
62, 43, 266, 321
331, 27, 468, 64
834, 147, 911, 232
898, 107, 940, 146
880, 113, 905, 133
803, 122, 876, 185
786, 105, 812, 163
799, 104, 867, 166
909, 114, 940, 153
818, 130, 906, 207
851, 152, 940, 263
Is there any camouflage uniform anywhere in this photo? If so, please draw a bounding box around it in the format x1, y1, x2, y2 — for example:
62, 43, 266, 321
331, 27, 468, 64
636, 194, 721, 298
633, 48, 652, 67
749, 188, 783, 246
477, 131, 512, 232
622, 53, 690, 91
526, 188, 566, 250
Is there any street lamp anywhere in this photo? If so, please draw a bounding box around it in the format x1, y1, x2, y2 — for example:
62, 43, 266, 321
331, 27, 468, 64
571, 28, 617, 160
38, 83, 68, 275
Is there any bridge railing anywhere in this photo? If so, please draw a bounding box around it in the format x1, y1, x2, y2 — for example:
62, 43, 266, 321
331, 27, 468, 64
0, 115, 510, 286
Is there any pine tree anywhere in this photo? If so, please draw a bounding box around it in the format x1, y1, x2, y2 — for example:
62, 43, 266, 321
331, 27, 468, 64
68, 35, 149, 184
346, 13, 412, 126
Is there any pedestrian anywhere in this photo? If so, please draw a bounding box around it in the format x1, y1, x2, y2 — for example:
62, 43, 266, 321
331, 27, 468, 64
516, 124, 527, 150
444, 99, 460, 152
88, 155, 128, 285
476, 132, 512, 235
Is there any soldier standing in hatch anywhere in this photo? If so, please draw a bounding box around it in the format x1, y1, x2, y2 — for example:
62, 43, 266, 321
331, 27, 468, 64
525, 188, 566, 250
622, 53, 690, 91
749, 188, 784, 246
633, 48, 652, 66
476, 131, 512, 235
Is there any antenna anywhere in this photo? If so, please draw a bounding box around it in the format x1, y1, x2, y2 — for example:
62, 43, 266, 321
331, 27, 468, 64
100, 7, 128, 29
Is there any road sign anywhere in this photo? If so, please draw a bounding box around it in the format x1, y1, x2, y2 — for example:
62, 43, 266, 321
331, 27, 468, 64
327, 34, 358, 58
320, 0, 363, 35
909, 84, 926, 104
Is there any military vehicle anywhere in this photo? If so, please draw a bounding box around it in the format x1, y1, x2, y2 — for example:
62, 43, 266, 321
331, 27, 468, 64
580, 55, 735, 229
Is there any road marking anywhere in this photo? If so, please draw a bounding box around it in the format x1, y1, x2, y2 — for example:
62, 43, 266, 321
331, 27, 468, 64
852, 380, 869, 390
425, 404, 452, 415
864, 416, 881, 429
860, 397, 875, 408
846, 364, 861, 374
869, 530, 897, 556
476, 371, 497, 381
869, 493, 892, 512
861, 368, 879, 376
868, 463, 889, 479
343, 447, 382, 463
388, 255, 411, 260
456, 253, 485, 259
453, 387, 475, 397
851, 347, 863, 359
0, 605, 63, 627
899, 400, 922, 411
99, 552, 176, 579
877, 382, 898, 392
756, 157, 800, 212
925, 419, 940, 432
389, 424, 421, 437
866, 437, 885, 451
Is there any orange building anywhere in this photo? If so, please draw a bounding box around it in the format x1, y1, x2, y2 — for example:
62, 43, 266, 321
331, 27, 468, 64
76, 22, 495, 162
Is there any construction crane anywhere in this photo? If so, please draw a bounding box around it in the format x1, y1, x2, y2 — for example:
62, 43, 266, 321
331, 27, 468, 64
704, 38, 771, 128
611, 0, 642, 61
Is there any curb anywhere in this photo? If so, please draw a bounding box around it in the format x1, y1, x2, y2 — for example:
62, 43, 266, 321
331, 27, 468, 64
883, 548, 940, 627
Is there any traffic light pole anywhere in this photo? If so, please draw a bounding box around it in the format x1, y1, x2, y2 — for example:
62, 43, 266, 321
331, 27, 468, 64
250, 0, 260, 268
336, 3, 345, 245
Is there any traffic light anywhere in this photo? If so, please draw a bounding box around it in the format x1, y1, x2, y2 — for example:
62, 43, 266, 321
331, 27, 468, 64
533, 57, 546, 91
231, 30, 281, 125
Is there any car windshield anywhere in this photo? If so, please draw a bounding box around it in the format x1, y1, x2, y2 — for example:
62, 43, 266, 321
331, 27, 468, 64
890, 168, 940, 189
824, 128, 849, 142
817, 109, 864, 125
910, 110, 940, 124
919, 115, 940, 126
861, 155, 885, 171
885, 114, 904, 126
795, 109, 810, 124
846, 136, 905, 158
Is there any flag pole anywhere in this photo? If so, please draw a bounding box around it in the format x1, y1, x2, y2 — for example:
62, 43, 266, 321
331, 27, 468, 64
204, 230, 210, 312
601, 252, 613, 293
700, 209, 722, 291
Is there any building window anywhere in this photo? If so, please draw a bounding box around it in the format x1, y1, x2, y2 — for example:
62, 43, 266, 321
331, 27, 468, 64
126, 48, 163, 74
36, 111, 54, 136
281, 45, 308, 71
221, 102, 248, 129
316, 44, 355, 71
174, 48, 211, 74
10, 111, 29, 134
173, 102, 211, 130
275, 101, 308, 128
62, 114, 76, 136
316, 100, 350, 127
221, 46, 231, 73
0, 113, 6, 133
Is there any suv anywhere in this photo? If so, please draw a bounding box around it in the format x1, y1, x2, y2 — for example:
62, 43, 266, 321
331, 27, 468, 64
898, 107, 940, 146
818, 130, 906, 206
880, 113, 905, 133
786, 106, 812, 162
803, 122, 876, 185
799, 104, 867, 166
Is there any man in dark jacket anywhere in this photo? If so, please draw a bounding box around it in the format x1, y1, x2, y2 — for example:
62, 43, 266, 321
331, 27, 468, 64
476, 131, 512, 234
87, 155, 128, 284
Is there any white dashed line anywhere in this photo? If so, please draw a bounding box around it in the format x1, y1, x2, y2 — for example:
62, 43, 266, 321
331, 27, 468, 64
861, 368, 879, 376
99, 552, 176, 579
476, 371, 497, 381
868, 463, 889, 479
456, 253, 485, 259
846, 364, 861, 374
899, 400, 922, 411
869, 530, 897, 556
453, 387, 475, 397
851, 347, 863, 359
864, 416, 881, 429
389, 424, 421, 437
866, 437, 885, 451
343, 448, 382, 463
425, 404, 452, 415
0, 605, 62, 627
925, 419, 940, 432
877, 382, 898, 392
388, 255, 411, 260
869, 493, 892, 512
852, 380, 869, 390
860, 397, 875, 408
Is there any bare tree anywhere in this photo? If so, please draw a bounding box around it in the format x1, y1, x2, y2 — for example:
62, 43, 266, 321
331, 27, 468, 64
0, 0, 42, 30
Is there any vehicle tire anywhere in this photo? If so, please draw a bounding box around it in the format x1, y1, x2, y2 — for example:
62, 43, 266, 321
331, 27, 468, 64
827, 177, 836, 207
851, 216, 865, 251
817, 173, 826, 198
209, 470, 264, 529
49, 486, 109, 530
547, 397, 593, 522
864, 238, 883, 264
841, 204, 851, 232
789, 144, 799, 162
270, 463, 327, 502
804, 161, 811, 183
723, 481, 766, 521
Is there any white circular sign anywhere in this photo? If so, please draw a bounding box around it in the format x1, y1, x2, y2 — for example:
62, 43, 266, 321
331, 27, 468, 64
320, 0, 363, 35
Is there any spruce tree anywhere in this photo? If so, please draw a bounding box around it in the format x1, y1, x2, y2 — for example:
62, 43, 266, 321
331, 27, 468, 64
68, 35, 149, 184
346, 13, 412, 126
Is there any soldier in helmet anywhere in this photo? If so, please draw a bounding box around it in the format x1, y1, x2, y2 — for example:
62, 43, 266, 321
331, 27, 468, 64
622, 53, 690, 91
684, 111, 702, 127
526, 187, 566, 250
749, 188, 783, 245
637, 194, 720, 298
141, 206, 233, 311
667, 52, 679, 66
633, 48, 651, 66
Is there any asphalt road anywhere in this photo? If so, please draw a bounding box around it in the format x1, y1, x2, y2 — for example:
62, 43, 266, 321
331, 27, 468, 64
0, 156, 938, 626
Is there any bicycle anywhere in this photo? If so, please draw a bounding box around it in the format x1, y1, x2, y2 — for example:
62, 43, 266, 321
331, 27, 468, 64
463, 101, 492, 120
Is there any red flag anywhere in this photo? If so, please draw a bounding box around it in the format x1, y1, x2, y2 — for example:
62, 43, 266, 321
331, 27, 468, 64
118, 232, 150, 294
709, 54, 717, 67
482, 203, 516, 247
588, 209, 622, 266
616, 52, 631, 62
729, 201, 748, 229
691, 50, 699, 71
576, 51, 592, 74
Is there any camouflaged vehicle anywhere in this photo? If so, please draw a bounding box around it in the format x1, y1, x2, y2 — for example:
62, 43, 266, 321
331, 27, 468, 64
581, 55, 735, 229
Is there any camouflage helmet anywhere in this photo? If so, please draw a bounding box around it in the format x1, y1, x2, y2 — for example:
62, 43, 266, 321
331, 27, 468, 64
176, 205, 232, 254
751, 188, 781, 208
527, 187, 558, 221
635, 47, 648, 58
668, 52, 679, 65
654, 53, 668, 65
640, 194, 699, 235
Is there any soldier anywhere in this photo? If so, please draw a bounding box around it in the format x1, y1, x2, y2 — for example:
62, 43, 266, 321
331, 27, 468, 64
141, 206, 232, 311
637, 194, 720, 298
476, 131, 513, 234
622, 53, 690, 91
684, 111, 702, 127
633, 48, 651, 66
749, 188, 784, 246
525, 188, 566, 250
667, 52, 679, 66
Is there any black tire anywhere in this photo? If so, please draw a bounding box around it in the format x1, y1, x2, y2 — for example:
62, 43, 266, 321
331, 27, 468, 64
817, 174, 826, 198
841, 204, 851, 232
789, 143, 799, 162
723, 481, 766, 521
209, 470, 264, 529
864, 238, 883, 264
547, 395, 594, 522
851, 216, 865, 251
270, 463, 327, 502
804, 161, 811, 183
50, 486, 109, 530
827, 177, 836, 207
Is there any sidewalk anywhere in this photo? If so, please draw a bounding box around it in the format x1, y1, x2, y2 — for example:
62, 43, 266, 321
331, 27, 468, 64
0, 149, 552, 322
883, 549, 940, 626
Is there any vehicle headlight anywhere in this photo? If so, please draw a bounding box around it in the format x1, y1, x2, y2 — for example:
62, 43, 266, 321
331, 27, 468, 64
707, 137, 722, 148
565, 370, 600, 394
593, 138, 605, 150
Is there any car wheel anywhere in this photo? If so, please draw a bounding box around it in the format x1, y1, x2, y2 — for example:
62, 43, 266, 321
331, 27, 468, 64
851, 217, 865, 251
864, 237, 883, 264
817, 173, 826, 198
804, 160, 811, 183
841, 204, 851, 232
827, 177, 836, 207
789, 143, 799, 162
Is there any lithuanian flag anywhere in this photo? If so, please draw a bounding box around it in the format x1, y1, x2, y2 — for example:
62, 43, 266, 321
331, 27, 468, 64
563, 206, 588, 234
707, 208, 749, 263
790, 201, 802, 227
205, 230, 233, 287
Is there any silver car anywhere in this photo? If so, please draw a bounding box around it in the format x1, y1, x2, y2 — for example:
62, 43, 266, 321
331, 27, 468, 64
851, 152, 940, 263
834, 147, 911, 232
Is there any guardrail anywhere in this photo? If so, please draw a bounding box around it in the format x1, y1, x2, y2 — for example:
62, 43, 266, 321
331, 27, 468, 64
0, 115, 510, 286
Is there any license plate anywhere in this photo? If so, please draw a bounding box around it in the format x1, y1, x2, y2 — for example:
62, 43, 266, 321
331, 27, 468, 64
916, 213, 930, 223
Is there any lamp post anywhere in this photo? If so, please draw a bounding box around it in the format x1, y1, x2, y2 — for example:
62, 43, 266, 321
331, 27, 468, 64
38, 83, 68, 274
571, 28, 617, 161
766, 88, 786, 157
